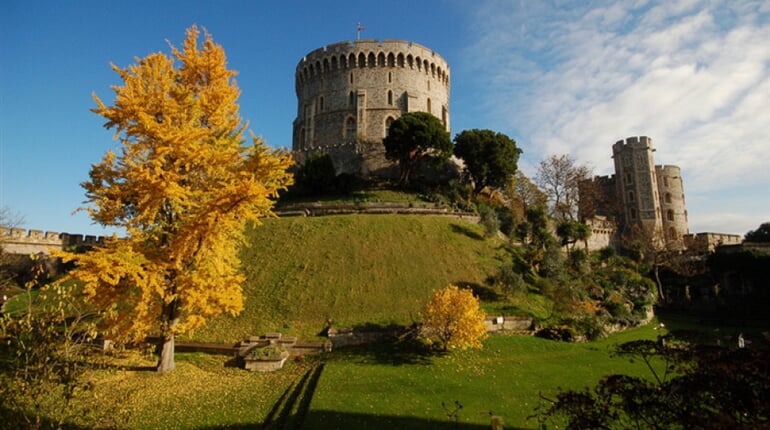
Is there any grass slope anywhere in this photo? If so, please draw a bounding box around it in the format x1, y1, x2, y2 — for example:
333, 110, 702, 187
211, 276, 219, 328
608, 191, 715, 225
193, 214, 505, 342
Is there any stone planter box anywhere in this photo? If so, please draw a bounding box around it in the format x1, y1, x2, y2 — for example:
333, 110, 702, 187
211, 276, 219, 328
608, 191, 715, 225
244, 354, 289, 372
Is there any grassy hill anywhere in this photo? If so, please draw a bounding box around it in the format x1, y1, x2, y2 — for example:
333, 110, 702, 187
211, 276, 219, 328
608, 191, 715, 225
192, 214, 506, 342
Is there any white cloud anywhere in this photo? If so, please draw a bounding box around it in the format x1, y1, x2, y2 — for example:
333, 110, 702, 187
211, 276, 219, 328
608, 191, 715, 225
461, 0, 770, 233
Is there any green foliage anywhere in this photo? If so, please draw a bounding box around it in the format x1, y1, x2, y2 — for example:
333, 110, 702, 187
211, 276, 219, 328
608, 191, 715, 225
383, 112, 452, 185
250, 345, 288, 360
555, 219, 591, 250
294, 153, 337, 194
477, 202, 501, 238
453, 129, 521, 194
0, 267, 99, 429
537, 333, 770, 429
418, 180, 474, 212
293, 154, 359, 196
598, 245, 616, 262
744, 221, 770, 242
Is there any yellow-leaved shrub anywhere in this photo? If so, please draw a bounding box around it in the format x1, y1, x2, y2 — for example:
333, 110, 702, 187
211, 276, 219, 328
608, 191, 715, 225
423, 284, 487, 351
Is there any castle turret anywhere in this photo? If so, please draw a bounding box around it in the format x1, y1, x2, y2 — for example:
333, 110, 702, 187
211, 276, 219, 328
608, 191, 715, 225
612, 136, 662, 238
655, 164, 688, 248
293, 40, 450, 175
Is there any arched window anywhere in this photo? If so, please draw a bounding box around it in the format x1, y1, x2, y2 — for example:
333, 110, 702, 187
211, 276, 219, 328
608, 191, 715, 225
664, 192, 672, 203
349, 53, 356, 68
368, 52, 376, 67
666, 209, 674, 221
387, 90, 393, 105
407, 55, 414, 68
385, 116, 394, 137
668, 227, 677, 239
345, 117, 357, 142
663, 176, 669, 187
377, 52, 385, 67
397, 53, 404, 67
387, 53, 395, 67
358, 53, 366, 68
331, 56, 338, 70
441, 106, 447, 127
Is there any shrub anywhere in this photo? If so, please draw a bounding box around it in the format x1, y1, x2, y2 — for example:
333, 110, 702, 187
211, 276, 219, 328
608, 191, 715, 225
423, 285, 487, 351
250, 345, 288, 361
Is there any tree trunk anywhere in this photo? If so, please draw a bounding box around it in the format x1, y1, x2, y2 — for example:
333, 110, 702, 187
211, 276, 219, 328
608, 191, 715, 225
157, 334, 175, 372
654, 264, 666, 303
157, 291, 180, 372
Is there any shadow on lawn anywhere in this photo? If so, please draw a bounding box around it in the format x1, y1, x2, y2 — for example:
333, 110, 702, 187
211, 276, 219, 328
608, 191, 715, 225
195, 411, 528, 430
450, 223, 484, 241
288, 410, 529, 430
327, 339, 444, 366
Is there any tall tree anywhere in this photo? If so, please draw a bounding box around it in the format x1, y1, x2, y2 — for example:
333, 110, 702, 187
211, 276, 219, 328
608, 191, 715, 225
453, 129, 521, 195
556, 219, 592, 255
535, 154, 592, 220
383, 112, 452, 185
744, 222, 770, 242
57, 26, 293, 372
503, 171, 547, 223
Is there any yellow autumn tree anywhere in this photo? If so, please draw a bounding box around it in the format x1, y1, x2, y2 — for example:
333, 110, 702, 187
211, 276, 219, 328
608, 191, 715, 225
423, 284, 487, 351
57, 26, 293, 372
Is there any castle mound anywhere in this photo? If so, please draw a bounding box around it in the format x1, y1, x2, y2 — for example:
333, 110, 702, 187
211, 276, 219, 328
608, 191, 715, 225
190, 214, 502, 342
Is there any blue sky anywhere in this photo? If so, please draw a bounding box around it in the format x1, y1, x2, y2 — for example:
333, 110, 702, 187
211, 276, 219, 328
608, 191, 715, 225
1, 0, 768, 237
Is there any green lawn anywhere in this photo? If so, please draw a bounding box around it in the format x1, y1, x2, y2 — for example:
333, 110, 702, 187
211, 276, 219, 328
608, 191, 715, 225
307, 323, 662, 429
70, 322, 664, 430
194, 215, 507, 343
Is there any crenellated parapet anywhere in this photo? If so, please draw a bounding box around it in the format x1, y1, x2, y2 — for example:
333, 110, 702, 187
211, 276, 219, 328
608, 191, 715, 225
0, 227, 107, 255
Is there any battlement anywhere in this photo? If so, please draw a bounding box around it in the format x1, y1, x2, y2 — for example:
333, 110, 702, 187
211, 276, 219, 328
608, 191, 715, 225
0, 227, 107, 255
613, 136, 653, 152
684, 232, 742, 253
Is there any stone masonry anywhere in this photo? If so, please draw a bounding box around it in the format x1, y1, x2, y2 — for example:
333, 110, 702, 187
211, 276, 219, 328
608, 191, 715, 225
292, 39, 450, 176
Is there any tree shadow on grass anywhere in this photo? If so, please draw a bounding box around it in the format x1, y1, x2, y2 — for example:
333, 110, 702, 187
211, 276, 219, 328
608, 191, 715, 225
450, 223, 484, 241
327, 338, 445, 367
457, 281, 503, 302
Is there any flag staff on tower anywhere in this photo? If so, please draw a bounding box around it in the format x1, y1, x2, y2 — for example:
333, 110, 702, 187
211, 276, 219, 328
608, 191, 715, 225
356, 22, 367, 40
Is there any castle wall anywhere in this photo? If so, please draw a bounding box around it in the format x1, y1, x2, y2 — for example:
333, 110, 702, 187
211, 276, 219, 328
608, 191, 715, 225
583, 215, 618, 251
0, 227, 106, 255
293, 40, 450, 175
683, 232, 742, 253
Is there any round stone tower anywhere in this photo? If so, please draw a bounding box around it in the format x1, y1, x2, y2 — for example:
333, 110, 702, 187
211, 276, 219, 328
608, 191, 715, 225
292, 39, 450, 176
655, 164, 689, 244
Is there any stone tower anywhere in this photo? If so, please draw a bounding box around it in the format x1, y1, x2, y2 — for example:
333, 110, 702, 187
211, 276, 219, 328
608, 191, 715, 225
611, 136, 688, 248
293, 39, 450, 176
655, 164, 689, 243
